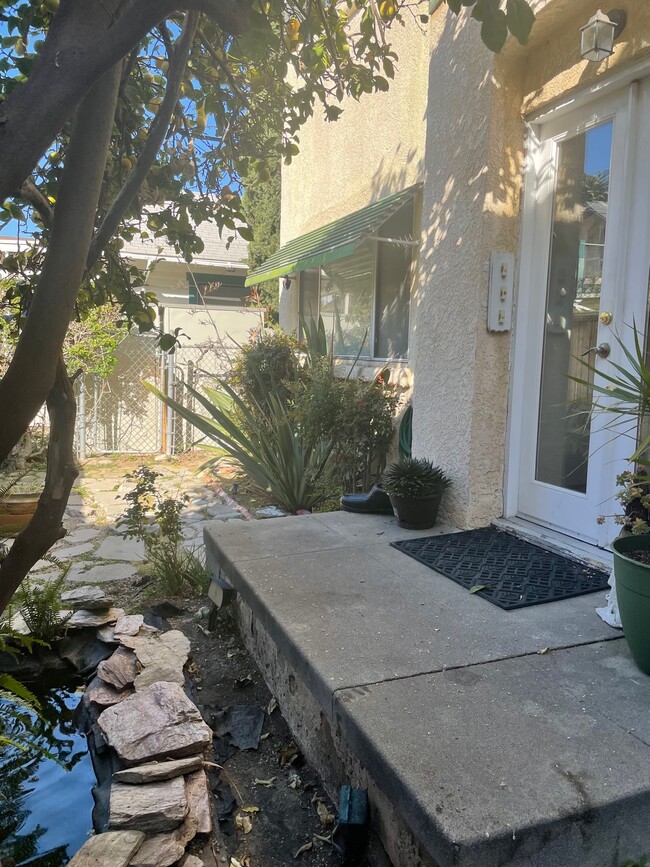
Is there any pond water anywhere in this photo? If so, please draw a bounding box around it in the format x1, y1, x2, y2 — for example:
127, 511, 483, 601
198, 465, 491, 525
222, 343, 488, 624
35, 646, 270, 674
0, 678, 95, 866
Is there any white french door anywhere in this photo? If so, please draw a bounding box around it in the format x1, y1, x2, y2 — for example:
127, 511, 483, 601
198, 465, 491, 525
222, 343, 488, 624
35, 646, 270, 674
510, 78, 650, 547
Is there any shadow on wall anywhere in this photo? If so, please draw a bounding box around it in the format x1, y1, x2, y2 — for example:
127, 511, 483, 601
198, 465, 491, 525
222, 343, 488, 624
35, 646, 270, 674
406, 7, 528, 529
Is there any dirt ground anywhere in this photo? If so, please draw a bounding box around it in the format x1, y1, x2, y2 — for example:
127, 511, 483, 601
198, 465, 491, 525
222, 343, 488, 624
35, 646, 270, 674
169, 599, 346, 867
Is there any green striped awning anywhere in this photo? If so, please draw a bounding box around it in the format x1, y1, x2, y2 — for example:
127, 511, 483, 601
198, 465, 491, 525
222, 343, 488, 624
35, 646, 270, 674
245, 183, 421, 287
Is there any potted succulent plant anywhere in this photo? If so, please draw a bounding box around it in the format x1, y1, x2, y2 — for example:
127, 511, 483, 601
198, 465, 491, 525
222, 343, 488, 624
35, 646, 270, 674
382, 457, 451, 530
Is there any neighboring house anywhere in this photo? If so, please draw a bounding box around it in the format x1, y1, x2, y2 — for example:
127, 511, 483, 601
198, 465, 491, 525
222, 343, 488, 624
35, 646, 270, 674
247, 0, 650, 551
120, 219, 257, 350
1, 221, 260, 455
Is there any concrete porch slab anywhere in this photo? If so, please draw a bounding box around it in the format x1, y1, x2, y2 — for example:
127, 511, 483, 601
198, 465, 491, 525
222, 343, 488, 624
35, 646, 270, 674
205, 512, 650, 866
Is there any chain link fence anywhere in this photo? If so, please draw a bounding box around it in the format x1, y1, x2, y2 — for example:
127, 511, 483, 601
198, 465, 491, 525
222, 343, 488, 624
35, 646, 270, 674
74, 331, 236, 458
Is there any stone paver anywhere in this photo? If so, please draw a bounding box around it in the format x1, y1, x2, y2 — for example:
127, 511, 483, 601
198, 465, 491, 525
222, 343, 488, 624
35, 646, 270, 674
95, 535, 145, 562
67, 563, 138, 585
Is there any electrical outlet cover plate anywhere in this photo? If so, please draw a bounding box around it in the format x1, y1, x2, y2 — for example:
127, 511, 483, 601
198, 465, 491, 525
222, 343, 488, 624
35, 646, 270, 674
487, 252, 514, 333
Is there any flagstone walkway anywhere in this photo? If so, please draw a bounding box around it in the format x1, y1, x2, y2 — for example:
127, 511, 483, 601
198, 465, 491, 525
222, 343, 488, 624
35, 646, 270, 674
28, 458, 246, 587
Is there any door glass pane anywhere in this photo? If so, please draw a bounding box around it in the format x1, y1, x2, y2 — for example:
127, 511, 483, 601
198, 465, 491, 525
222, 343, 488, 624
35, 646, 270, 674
535, 121, 613, 492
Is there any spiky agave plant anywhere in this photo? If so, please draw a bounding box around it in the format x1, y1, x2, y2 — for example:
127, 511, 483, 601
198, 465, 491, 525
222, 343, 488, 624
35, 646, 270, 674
146, 378, 333, 514
383, 457, 451, 499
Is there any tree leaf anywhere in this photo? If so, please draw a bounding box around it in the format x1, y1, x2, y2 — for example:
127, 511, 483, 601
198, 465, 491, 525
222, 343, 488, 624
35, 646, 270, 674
481, 10, 508, 52
506, 0, 535, 44
294, 841, 313, 858
469, 583, 488, 594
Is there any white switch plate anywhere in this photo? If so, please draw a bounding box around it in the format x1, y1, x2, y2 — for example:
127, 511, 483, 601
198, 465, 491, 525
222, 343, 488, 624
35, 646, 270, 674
487, 252, 514, 333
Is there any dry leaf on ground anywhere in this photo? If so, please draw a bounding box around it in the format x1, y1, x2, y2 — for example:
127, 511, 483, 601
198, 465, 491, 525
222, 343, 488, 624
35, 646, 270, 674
294, 841, 313, 858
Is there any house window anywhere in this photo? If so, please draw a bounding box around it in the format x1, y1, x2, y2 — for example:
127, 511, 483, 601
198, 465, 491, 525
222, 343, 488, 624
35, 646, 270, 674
299, 199, 415, 359
187, 273, 248, 307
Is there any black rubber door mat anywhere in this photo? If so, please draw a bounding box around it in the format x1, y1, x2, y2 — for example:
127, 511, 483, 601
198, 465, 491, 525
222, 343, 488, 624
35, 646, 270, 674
390, 527, 611, 610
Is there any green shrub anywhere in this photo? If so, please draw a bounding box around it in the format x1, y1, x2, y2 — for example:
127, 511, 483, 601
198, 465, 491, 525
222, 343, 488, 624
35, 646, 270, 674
117, 466, 210, 597
289, 360, 398, 493
230, 328, 300, 409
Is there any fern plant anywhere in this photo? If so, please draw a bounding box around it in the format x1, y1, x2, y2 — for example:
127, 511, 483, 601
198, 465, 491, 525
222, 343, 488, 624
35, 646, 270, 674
0, 628, 47, 754
15, 571, 71, 642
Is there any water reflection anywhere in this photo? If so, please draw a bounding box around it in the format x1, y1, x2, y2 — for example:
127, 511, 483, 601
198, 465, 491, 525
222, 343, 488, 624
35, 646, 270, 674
0, 681, 94, 866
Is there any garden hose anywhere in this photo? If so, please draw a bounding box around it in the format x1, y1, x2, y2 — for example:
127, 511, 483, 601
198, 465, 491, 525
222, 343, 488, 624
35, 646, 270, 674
398, 403, 413, 460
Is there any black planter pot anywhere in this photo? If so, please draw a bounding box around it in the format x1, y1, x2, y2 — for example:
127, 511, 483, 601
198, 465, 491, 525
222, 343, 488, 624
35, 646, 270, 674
389, 492, 443, 530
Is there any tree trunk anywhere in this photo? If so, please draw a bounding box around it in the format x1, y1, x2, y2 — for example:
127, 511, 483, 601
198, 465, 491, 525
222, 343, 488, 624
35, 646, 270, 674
0, 360, 78, 617
0, 64, 122, 467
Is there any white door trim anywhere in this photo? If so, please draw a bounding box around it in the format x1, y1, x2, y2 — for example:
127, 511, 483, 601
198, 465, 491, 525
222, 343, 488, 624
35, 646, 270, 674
505, 73, 650, 545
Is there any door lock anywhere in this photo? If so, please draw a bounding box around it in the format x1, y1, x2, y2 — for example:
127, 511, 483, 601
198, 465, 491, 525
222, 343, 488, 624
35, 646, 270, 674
599, 311, 613, 325
581, 342, 611, 359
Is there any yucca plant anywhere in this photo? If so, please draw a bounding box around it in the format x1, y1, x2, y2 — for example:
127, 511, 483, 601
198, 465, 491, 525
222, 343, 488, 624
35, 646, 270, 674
146, 378, 333, 514
570, 322, 650, 464
383, 457, 451, 499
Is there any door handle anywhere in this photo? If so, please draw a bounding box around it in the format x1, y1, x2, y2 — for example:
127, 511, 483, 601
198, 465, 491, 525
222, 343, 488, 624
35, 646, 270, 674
581, 342, 610, 359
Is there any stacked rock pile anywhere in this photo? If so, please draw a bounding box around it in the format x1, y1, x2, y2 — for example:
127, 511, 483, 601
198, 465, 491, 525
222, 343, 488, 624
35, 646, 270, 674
62, 587, 213, 867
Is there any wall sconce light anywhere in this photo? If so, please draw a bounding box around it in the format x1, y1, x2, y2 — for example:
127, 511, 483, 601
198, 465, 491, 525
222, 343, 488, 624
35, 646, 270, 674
282, 276, 292, 291
580, 9, 627, 62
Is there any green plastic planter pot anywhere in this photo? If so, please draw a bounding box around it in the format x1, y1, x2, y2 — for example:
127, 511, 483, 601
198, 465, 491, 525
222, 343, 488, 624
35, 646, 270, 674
612, 534, 650, 675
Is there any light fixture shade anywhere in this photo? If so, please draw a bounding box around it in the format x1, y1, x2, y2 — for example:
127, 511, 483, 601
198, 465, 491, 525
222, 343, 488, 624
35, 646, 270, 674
580, 9, 617, 62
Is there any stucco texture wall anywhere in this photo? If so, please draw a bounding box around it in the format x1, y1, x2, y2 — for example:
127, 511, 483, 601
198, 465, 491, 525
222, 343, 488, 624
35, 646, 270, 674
280, 14, 430, 246
411, 0, 650, 529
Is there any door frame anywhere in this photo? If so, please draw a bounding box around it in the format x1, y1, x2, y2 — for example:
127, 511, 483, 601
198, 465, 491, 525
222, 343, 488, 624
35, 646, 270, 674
505, 70, 650, 547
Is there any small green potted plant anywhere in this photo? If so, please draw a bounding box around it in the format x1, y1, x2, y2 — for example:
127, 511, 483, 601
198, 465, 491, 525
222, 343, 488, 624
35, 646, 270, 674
382, 457, 450, 530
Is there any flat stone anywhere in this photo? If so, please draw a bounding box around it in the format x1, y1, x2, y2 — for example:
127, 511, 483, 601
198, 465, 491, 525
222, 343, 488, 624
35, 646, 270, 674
68, 830, 145, 866
184, 769, 212, 835
67, 563, 137, 584
131, 630, 191, 690
60, 526, 102, 545
181, 856, 204, 867
10, 611, 29, 634
114, 614, 145, 637
109, 777, 188, 833
113, 756, 202, 784
97, 646, 138, 690
128, 817, 198, 867
97, 624, 118, 644
95, 536, 145, 562
54, 542, 96, 560
61, 585, 112, 611
98, 681, 212, 766
67, 607, 124, 629
59, 635, 115, 673
84, 675, 134, 709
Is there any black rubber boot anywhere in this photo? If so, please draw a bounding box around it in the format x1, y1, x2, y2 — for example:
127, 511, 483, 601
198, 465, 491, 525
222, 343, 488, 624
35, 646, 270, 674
340, 484, 394, 515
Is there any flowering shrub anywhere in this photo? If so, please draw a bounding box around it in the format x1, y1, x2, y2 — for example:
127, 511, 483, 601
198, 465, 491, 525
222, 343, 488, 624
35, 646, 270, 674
598, 467, 650, 535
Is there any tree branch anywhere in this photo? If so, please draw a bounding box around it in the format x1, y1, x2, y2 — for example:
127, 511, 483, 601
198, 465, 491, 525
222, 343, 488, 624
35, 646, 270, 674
0, 0, 252, 204
0, 65, 122, 466
17, 178, 54, 228
88, 11, 199, 268
0, 358, 78, 617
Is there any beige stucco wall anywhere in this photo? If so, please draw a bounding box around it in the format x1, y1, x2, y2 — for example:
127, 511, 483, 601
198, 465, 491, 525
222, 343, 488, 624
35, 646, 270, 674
411, 0, 650, 529
279, 0, 650, 527
279, 11, 431, 360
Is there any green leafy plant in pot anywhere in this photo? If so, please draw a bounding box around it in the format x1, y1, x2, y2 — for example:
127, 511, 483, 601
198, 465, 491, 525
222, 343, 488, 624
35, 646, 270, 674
571, 323, 650, 674
382, 457, 451, 530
